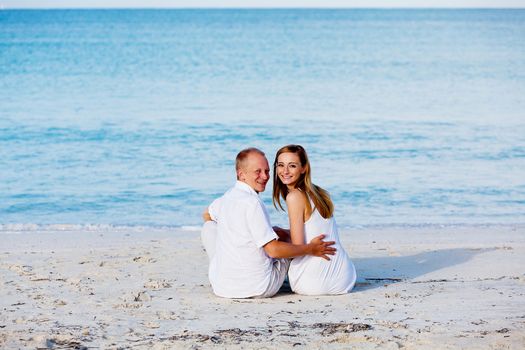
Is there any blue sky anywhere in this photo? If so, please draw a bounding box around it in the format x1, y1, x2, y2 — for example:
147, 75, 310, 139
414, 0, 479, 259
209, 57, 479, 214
3, 0, 525, 9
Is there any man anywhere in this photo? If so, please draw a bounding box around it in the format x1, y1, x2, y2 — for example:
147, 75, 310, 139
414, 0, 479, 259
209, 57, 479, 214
201, 147, 336, 298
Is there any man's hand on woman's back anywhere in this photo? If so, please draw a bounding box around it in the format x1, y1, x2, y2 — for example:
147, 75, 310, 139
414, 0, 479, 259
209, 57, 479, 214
308, 234, 336, 261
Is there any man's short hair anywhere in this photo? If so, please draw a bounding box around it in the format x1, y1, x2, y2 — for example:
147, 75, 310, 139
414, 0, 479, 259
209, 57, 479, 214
235, 147, 265, 172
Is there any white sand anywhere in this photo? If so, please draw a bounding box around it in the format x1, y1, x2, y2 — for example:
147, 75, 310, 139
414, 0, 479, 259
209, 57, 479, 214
1, 225, 524, 349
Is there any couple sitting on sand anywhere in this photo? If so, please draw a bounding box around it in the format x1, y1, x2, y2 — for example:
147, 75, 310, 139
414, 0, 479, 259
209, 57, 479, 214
201, 145, 357, 298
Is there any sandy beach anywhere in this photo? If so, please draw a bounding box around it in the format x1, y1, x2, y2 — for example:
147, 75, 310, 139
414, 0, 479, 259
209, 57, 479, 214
1, 225, 524, 349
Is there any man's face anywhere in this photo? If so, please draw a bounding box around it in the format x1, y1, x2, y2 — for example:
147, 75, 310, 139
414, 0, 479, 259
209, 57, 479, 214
238, 153, 270, 193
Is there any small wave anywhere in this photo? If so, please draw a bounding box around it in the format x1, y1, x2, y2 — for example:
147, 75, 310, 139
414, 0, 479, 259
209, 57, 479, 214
337, 222, 525, 230
0, 223, 185, 233
180, 225, 202, 232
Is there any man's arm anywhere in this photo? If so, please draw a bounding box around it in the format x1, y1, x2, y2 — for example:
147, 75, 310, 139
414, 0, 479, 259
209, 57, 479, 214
263, 234, 336, 261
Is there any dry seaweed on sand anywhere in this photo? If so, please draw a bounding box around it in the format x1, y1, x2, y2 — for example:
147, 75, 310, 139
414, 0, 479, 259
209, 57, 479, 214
312, 322, 372, 336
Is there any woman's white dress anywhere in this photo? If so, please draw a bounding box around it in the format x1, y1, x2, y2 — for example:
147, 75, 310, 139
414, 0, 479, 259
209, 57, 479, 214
288, 207, 357, 295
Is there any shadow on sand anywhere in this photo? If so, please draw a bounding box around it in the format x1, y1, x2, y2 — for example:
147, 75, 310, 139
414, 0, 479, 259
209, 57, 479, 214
352, 247, 495, 291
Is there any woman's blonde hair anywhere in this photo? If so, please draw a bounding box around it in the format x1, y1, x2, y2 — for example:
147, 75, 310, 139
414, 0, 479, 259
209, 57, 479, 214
272, 145, 334, 219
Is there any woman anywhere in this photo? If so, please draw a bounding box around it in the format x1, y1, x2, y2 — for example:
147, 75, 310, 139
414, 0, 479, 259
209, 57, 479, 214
273, 144, 356, 295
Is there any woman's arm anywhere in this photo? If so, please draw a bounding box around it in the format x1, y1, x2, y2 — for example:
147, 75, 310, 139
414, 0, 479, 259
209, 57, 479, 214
202, 209, 213, 222
273, 226, 291, 243
285, 190, 308, 245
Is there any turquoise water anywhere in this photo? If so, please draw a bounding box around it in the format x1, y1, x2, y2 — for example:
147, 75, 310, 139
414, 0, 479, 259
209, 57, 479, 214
1, 9, 524, 228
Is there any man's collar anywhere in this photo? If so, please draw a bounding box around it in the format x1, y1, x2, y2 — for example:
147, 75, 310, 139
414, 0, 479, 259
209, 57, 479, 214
235, 180, 258, 195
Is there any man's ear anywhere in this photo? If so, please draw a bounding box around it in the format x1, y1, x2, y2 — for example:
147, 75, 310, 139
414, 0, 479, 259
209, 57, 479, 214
237, 169, 244, 181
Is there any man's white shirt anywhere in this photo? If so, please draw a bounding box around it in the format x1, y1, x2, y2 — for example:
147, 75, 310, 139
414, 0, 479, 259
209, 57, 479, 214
208, 181, 278, 298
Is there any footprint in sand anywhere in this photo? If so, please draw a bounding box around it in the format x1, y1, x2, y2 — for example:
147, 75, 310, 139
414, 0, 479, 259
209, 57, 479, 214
144, 279, 172, 290
8, 264, 34, 276
14, 317, 26, 324
156, 310, 179, 320
66, 277, 82, 286
43, 335, 86, 350
143, 321, 160, 329
132, 256, 157, 263
114, 290, 152, 309
53, 299, 67, 307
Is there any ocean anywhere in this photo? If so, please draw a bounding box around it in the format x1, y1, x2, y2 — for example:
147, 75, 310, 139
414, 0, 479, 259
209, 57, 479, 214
1, 9, 524, 229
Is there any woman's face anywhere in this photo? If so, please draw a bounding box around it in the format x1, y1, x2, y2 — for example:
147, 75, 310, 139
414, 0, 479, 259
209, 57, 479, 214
276, 152, 305, 189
